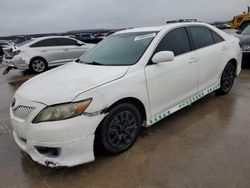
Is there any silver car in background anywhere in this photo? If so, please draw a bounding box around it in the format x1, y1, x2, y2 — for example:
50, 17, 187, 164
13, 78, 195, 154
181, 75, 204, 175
2, 36, 95, 73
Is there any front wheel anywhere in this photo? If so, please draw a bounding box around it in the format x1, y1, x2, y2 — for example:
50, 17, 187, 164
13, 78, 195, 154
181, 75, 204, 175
216, 62, 235, 95
97, 103, 142, 155
29, 58, 47, 73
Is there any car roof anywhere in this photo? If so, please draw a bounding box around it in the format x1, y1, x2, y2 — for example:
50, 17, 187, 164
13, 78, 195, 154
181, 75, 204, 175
17, 36, 80, 48
32, 36, 73, 41
116, 22, 211, 34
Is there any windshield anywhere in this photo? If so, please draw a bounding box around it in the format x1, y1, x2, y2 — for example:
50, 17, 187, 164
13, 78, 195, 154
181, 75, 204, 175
79, 32, 158, 66
241, 25, 250, 35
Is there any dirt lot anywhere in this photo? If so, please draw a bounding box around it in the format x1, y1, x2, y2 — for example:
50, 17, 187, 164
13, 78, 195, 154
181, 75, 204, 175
0, 62, 250, 188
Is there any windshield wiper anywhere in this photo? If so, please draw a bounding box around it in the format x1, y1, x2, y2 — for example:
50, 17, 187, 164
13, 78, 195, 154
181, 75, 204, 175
86, 61, 104, 65
76, 60, 105, 65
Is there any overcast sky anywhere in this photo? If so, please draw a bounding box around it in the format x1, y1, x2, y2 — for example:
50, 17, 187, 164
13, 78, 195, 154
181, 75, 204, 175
0, 0, 249, 36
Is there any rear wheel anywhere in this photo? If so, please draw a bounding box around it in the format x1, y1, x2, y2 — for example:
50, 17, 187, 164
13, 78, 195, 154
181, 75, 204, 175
29, 58, 47, 73
216, 62, 235, 95
97, 103, 142, 155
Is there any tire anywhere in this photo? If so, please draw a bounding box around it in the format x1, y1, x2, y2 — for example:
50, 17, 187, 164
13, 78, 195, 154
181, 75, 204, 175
29, 58, 48, 73
216, 62, 235, 95
97, 103, 142, 155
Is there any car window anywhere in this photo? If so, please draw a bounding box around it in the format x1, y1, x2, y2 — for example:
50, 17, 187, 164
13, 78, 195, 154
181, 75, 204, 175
241, 25, 250, 35
30, 38, 59, 47
211, 31, 224, 43
58, 38, 78, 46
80, 32, 157, 66
188, 26, 214, 49
154, 27, 191, 56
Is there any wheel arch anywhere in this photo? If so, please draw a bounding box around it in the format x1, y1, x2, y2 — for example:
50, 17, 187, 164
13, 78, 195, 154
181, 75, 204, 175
94, 97, 147, 153
30, 56, 48, 66
104, 97, 147, 123
95, 97, 147, 135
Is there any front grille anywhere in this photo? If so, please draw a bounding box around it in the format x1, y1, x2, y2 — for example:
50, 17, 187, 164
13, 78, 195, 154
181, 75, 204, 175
13, 106, 35, 120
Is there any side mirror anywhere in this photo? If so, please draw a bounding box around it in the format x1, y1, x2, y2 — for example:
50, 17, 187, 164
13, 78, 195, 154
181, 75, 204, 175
152, 51, 175, 64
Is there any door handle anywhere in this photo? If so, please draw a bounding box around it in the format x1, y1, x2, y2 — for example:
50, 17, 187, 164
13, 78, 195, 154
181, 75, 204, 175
41, 50, 47, 53
64, 49, 69, 51
189, 57, 198, 63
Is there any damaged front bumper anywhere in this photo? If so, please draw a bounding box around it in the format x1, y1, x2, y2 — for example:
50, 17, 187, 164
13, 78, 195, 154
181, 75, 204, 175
10, 95, 105, 167
13, 131, 95, 168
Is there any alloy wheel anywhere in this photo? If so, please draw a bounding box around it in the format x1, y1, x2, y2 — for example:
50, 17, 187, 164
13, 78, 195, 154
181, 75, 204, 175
32, 60, 46, 73
221, 63, 235, 92
107, 111, 138, 150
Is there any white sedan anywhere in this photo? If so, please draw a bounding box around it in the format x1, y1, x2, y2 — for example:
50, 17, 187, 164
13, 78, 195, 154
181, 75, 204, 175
10, 21, 242, 167
3, 36, 95, 73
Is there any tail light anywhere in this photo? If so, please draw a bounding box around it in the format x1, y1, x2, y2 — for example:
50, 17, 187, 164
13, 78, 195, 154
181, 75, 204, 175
12, 50, 20, 56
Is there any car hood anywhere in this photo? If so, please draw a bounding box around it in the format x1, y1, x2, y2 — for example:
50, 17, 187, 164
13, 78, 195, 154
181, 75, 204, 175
16, 62, 129, 105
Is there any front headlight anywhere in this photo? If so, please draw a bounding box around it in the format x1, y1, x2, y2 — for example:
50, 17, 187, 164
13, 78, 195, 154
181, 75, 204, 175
33, 99, 92, 123
242, 45, 250, 51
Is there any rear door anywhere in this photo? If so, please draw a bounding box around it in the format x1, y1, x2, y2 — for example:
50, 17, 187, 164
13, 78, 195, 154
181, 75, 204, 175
145, 27, 199, 118
30, 38, 65, 65
57, 38, 87, 62
187, 26, 227, 92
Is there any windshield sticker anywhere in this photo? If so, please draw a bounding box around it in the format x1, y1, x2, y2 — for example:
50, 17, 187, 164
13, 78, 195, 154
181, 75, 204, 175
135, 33, 156, 41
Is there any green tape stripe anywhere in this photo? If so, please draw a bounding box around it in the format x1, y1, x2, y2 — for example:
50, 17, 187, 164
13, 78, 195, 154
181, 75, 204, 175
147, 83, 221, 126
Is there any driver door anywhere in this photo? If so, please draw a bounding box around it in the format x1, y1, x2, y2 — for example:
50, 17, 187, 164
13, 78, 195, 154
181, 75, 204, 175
145, 27, 199, 118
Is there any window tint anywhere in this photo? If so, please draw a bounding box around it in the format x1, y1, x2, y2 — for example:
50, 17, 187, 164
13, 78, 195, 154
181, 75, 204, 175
81, 32, 157, 65
155, 27, 191, 56
30, 38, 59, 47
58, 38, 78, 46
211, 31, 224, 43
188, 26, 214, 49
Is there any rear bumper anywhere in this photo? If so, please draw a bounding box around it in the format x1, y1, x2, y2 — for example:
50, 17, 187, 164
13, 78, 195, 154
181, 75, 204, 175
2, 56, 29, 70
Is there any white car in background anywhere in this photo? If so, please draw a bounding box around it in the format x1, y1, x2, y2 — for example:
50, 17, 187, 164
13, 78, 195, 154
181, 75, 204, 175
10, 21, 241, 167
3, 36, 95, 73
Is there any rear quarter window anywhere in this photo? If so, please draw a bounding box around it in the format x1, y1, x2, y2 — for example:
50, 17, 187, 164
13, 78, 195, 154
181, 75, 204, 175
211, 31, 224, 43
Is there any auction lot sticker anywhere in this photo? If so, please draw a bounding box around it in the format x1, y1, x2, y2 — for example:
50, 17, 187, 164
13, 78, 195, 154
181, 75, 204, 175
135, 33, 156, 41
